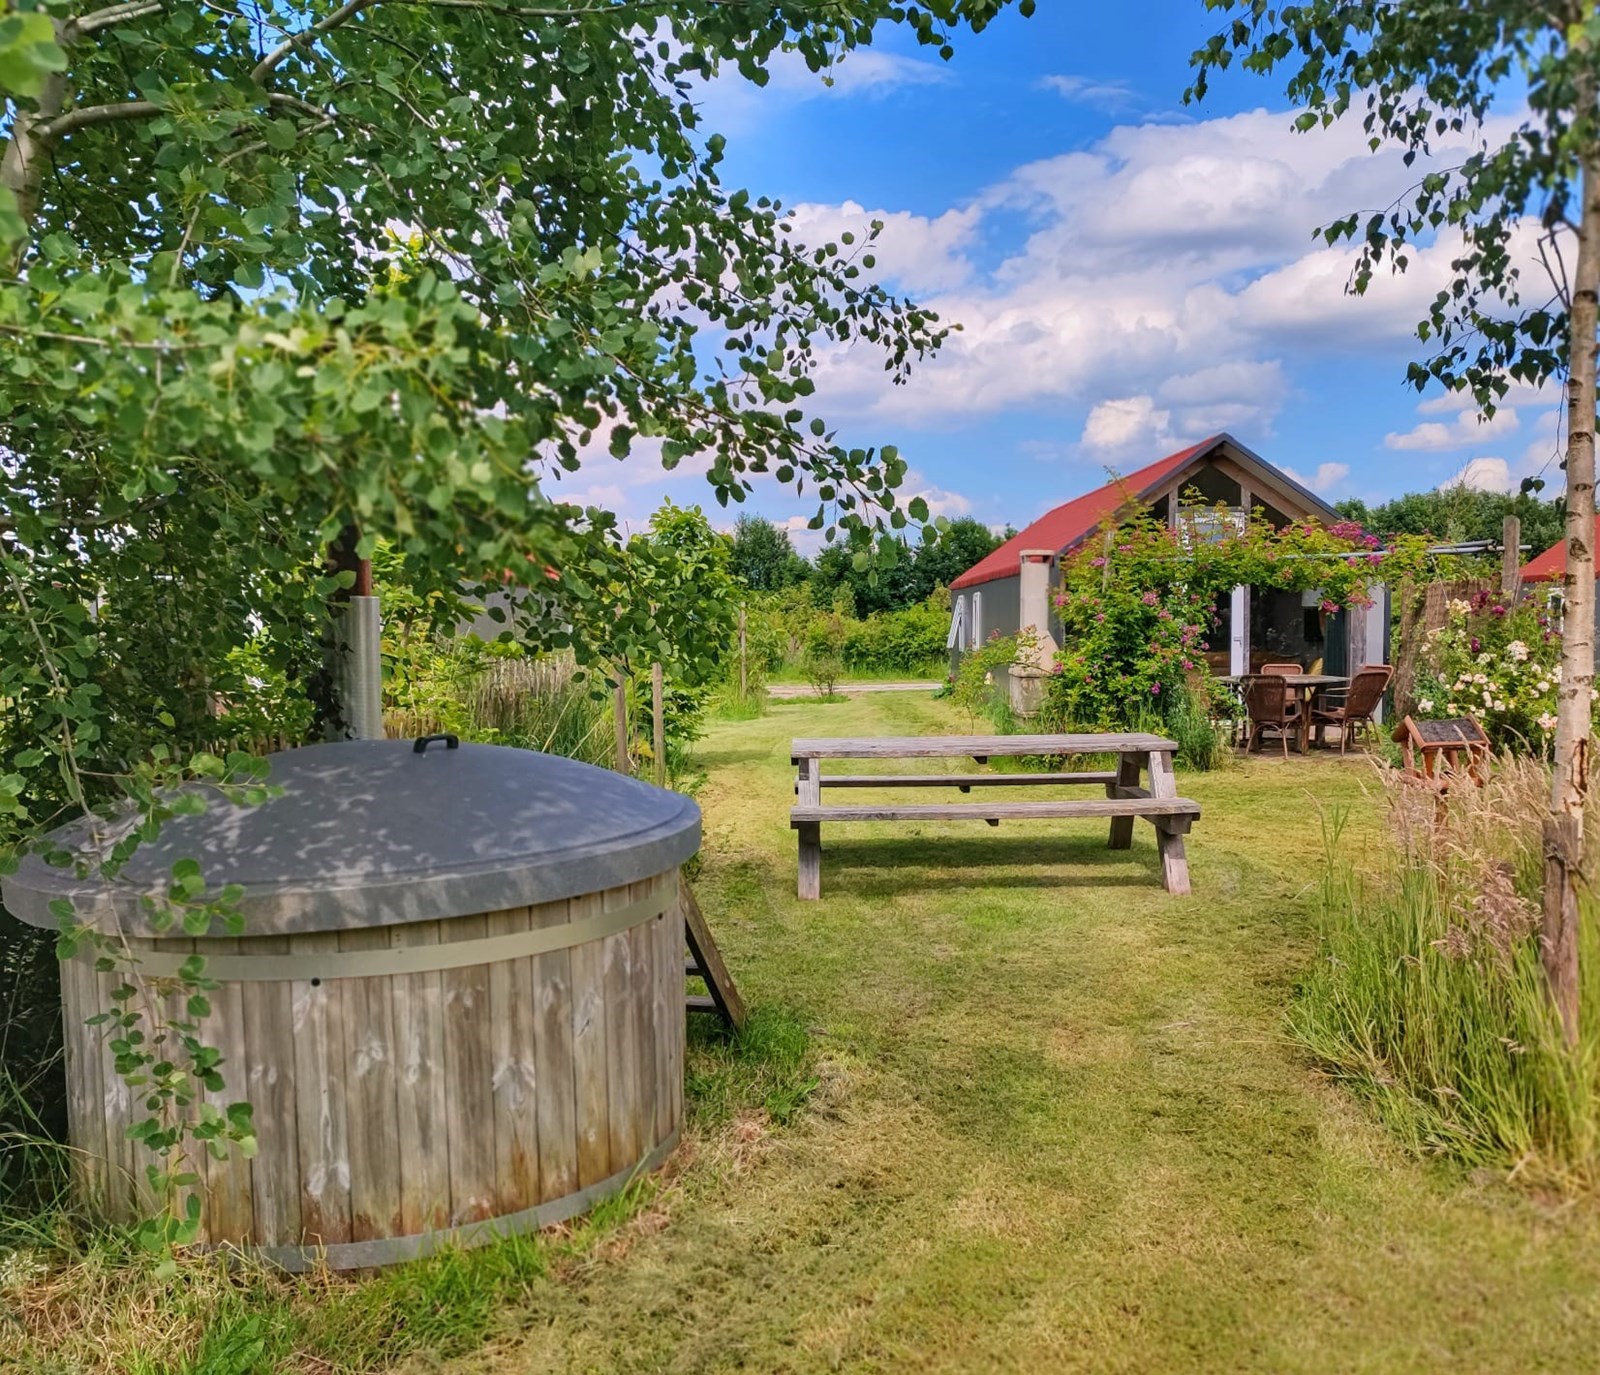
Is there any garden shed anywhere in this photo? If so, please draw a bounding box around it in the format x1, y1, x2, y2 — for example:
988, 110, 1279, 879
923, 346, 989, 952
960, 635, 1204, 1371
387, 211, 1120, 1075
948, 433, 1390, 679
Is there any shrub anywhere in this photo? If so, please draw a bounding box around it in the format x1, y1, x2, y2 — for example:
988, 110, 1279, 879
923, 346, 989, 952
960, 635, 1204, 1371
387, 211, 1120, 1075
1412, 590, 1562, 751
950, 631, 1021, 727
841, 595, 950, 675
1295, 759, 1600, 1191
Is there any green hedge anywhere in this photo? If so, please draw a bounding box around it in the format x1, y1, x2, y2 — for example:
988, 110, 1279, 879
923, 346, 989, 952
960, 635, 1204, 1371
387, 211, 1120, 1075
841, 600, 949, 674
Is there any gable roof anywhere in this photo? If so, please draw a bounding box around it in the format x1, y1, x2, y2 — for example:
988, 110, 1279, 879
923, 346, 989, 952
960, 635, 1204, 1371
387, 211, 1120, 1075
951, 440, 1212, 591
1522, 521, 1596, 583
951, 433, 1341, 591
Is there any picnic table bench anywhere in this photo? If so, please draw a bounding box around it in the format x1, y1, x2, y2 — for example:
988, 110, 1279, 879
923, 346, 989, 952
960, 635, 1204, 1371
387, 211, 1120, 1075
789, 733, 1199, 900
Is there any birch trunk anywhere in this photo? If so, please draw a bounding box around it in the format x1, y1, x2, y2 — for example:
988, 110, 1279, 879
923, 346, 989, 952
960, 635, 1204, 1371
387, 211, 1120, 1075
1544, 137, 1600, 1047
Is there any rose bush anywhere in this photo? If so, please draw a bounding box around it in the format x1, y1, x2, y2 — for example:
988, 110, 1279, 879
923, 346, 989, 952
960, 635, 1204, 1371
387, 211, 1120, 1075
1413, 591, 1567, 751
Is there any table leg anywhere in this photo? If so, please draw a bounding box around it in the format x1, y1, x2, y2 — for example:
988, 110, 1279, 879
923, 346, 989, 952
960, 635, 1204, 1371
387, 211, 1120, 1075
796, 758, 821, 900
1107, 751, 1141, 850
1148, 749, 1191, 896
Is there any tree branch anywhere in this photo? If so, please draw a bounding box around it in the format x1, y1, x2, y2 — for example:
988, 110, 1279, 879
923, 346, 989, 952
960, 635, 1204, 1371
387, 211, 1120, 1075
251, 0, 378, 82
70, 0, 165, 36
39, 100, 163, 142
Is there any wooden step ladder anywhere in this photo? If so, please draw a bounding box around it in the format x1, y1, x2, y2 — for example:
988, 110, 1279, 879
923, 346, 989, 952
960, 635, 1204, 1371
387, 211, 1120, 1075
679, 871, 746, 1032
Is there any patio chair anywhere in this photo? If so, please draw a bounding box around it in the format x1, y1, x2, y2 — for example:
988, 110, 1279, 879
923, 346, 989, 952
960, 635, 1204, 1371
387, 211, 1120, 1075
1243, 673, 1302, 758
1311, 664, 1392, 755
1262, 661, 1305, 708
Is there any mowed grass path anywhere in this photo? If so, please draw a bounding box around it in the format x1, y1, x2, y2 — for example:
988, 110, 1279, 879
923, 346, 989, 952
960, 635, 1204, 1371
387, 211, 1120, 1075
463, 692, 1600, 1374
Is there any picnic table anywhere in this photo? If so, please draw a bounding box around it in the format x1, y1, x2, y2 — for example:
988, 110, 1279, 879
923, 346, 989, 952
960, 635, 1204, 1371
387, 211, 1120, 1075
789, 733, 1200, 900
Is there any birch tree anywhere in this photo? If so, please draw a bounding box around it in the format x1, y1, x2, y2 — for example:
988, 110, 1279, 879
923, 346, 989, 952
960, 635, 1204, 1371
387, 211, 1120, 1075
1191, 2, 1600, 1041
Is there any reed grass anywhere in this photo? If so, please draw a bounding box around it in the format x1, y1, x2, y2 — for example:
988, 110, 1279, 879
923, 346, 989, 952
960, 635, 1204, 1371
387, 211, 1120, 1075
1294, 756, 1600, 1190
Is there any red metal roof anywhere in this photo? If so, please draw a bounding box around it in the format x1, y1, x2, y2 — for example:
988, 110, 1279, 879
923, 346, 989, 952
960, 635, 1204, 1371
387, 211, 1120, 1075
1522, 519, 1599, 583
950, 437, 1221, 591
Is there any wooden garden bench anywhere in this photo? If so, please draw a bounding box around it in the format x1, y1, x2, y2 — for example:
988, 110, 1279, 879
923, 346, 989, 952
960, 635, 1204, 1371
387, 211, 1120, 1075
789, 733, 1199, 900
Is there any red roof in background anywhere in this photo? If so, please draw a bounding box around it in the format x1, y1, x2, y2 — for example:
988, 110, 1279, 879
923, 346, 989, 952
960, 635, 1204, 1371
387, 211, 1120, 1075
1522, 519, 1599, 582
950, 437, 1221, 590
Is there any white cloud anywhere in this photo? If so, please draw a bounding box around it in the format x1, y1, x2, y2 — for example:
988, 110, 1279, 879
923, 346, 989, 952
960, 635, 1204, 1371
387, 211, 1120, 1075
793, 105, 1561, 448
1039, 74, 1136, 110
1081, 396, 1173, 454
903, 468, 973, 519
787, 200, 980, 294
1282, 461, 1351, 495
1444, 457, 1515, 494
1385, 405, 1520, 451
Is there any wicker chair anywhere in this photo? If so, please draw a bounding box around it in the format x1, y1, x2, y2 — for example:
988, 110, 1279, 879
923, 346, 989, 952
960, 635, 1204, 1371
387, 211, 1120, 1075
1311, 665, 1392, 754
1244, 673, 1303, 758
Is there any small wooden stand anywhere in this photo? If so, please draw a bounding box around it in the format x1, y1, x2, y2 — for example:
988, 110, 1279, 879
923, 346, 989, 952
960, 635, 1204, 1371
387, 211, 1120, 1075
1392, 715, 1489, 791
679, 871, 746, 1032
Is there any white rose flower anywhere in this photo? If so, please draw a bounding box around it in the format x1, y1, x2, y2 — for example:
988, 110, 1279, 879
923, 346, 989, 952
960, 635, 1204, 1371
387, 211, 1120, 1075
1418, 698, 1434, 712
1507, 640, 1529, 661
1539, 712, 1559, 731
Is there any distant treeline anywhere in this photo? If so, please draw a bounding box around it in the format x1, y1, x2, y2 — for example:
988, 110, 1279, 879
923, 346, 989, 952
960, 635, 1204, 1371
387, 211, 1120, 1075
725, 514, 1011, 615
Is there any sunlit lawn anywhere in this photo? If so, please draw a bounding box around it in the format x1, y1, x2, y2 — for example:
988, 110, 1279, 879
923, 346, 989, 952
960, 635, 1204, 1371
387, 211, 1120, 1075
445, 690, 1600, 1374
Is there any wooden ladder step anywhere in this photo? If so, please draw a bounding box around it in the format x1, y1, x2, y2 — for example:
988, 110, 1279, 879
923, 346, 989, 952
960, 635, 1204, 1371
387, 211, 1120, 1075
680, 872, 747, 1032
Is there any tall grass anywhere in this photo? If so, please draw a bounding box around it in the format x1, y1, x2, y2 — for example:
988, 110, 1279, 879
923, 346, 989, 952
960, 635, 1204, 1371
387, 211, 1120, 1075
1295, 759, 1600, 1190
387, 653, 615, 768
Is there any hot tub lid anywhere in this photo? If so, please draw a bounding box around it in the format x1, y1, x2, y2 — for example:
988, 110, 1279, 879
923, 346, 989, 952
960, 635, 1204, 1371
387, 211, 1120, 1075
2, 739, 701, 935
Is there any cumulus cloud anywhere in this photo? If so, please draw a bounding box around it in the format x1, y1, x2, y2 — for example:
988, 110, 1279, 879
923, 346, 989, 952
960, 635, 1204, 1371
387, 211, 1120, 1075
794, 105, 1560, 447
787, 200, 980, 294
1444, 457, 1515, 494
1385, 406, 1520, 451
1281, 461, 1351, 495
1081, 396, 1173, 454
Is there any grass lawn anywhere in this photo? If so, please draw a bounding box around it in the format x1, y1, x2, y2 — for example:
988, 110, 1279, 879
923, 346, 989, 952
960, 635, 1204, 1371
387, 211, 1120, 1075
441, 690, 1600, 1374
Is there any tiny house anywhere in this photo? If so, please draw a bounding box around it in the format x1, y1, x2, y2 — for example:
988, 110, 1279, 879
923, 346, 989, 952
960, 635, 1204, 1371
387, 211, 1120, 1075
948, 433, 1390, 680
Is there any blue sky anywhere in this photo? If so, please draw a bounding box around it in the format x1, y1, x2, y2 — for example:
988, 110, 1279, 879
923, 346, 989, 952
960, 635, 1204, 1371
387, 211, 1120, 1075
562, 2, 1568, 548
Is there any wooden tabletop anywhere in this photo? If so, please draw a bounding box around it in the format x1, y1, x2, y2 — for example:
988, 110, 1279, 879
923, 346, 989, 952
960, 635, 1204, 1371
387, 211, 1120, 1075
791, 733, 1179, 761
1219, 674, 1349, 687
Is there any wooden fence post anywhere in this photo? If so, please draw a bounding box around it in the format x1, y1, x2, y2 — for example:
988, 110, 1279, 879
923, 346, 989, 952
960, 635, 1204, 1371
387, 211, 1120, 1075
651, 662, 666, 789
738, 605, 747, 698
1501, 513, 1521, 598
613, 668, 628, 774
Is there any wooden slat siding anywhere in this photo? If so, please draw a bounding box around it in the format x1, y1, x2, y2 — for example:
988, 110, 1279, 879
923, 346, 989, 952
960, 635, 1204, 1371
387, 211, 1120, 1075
200, 937, 255, 1243
568, 889, 612, 1190
154, 946, 206, 1239
654, 878, 681, 1147
338, 927, 401, 1243
791, 733, 1177, 760
487, 904, 540, 1215
602, 882, 641, 1174
91, 955, 134, 1221
61, 950, 107, 1211
531, 899, 578, 1204
1107, 752, 1143, 850
1148, 750, 1192, 897
627, 878, 659, 1165
290, 930, 352, 1247
441, 913, 496, 1225
390, 918, 450, 1236
241, 937, 301, 1247
790, 798, 1200, 824
113, 946, 159, 1218
814, 771, 1119, 789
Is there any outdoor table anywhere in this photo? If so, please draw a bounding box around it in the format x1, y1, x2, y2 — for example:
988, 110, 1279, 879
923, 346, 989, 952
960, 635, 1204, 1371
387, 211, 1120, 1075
788, 732, 1201, 898
1222, 674, 1350, 753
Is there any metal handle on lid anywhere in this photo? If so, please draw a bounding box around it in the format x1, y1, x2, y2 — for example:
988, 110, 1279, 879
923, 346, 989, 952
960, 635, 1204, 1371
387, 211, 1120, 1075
412, 733, 460, 754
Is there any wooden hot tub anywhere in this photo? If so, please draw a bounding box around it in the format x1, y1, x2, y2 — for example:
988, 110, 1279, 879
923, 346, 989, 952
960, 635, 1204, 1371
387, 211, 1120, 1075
3, 735, 699, 1270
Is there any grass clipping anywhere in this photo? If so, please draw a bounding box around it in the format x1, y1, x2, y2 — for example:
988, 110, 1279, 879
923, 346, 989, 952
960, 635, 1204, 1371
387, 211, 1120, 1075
1297, 756, 1600, 1193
